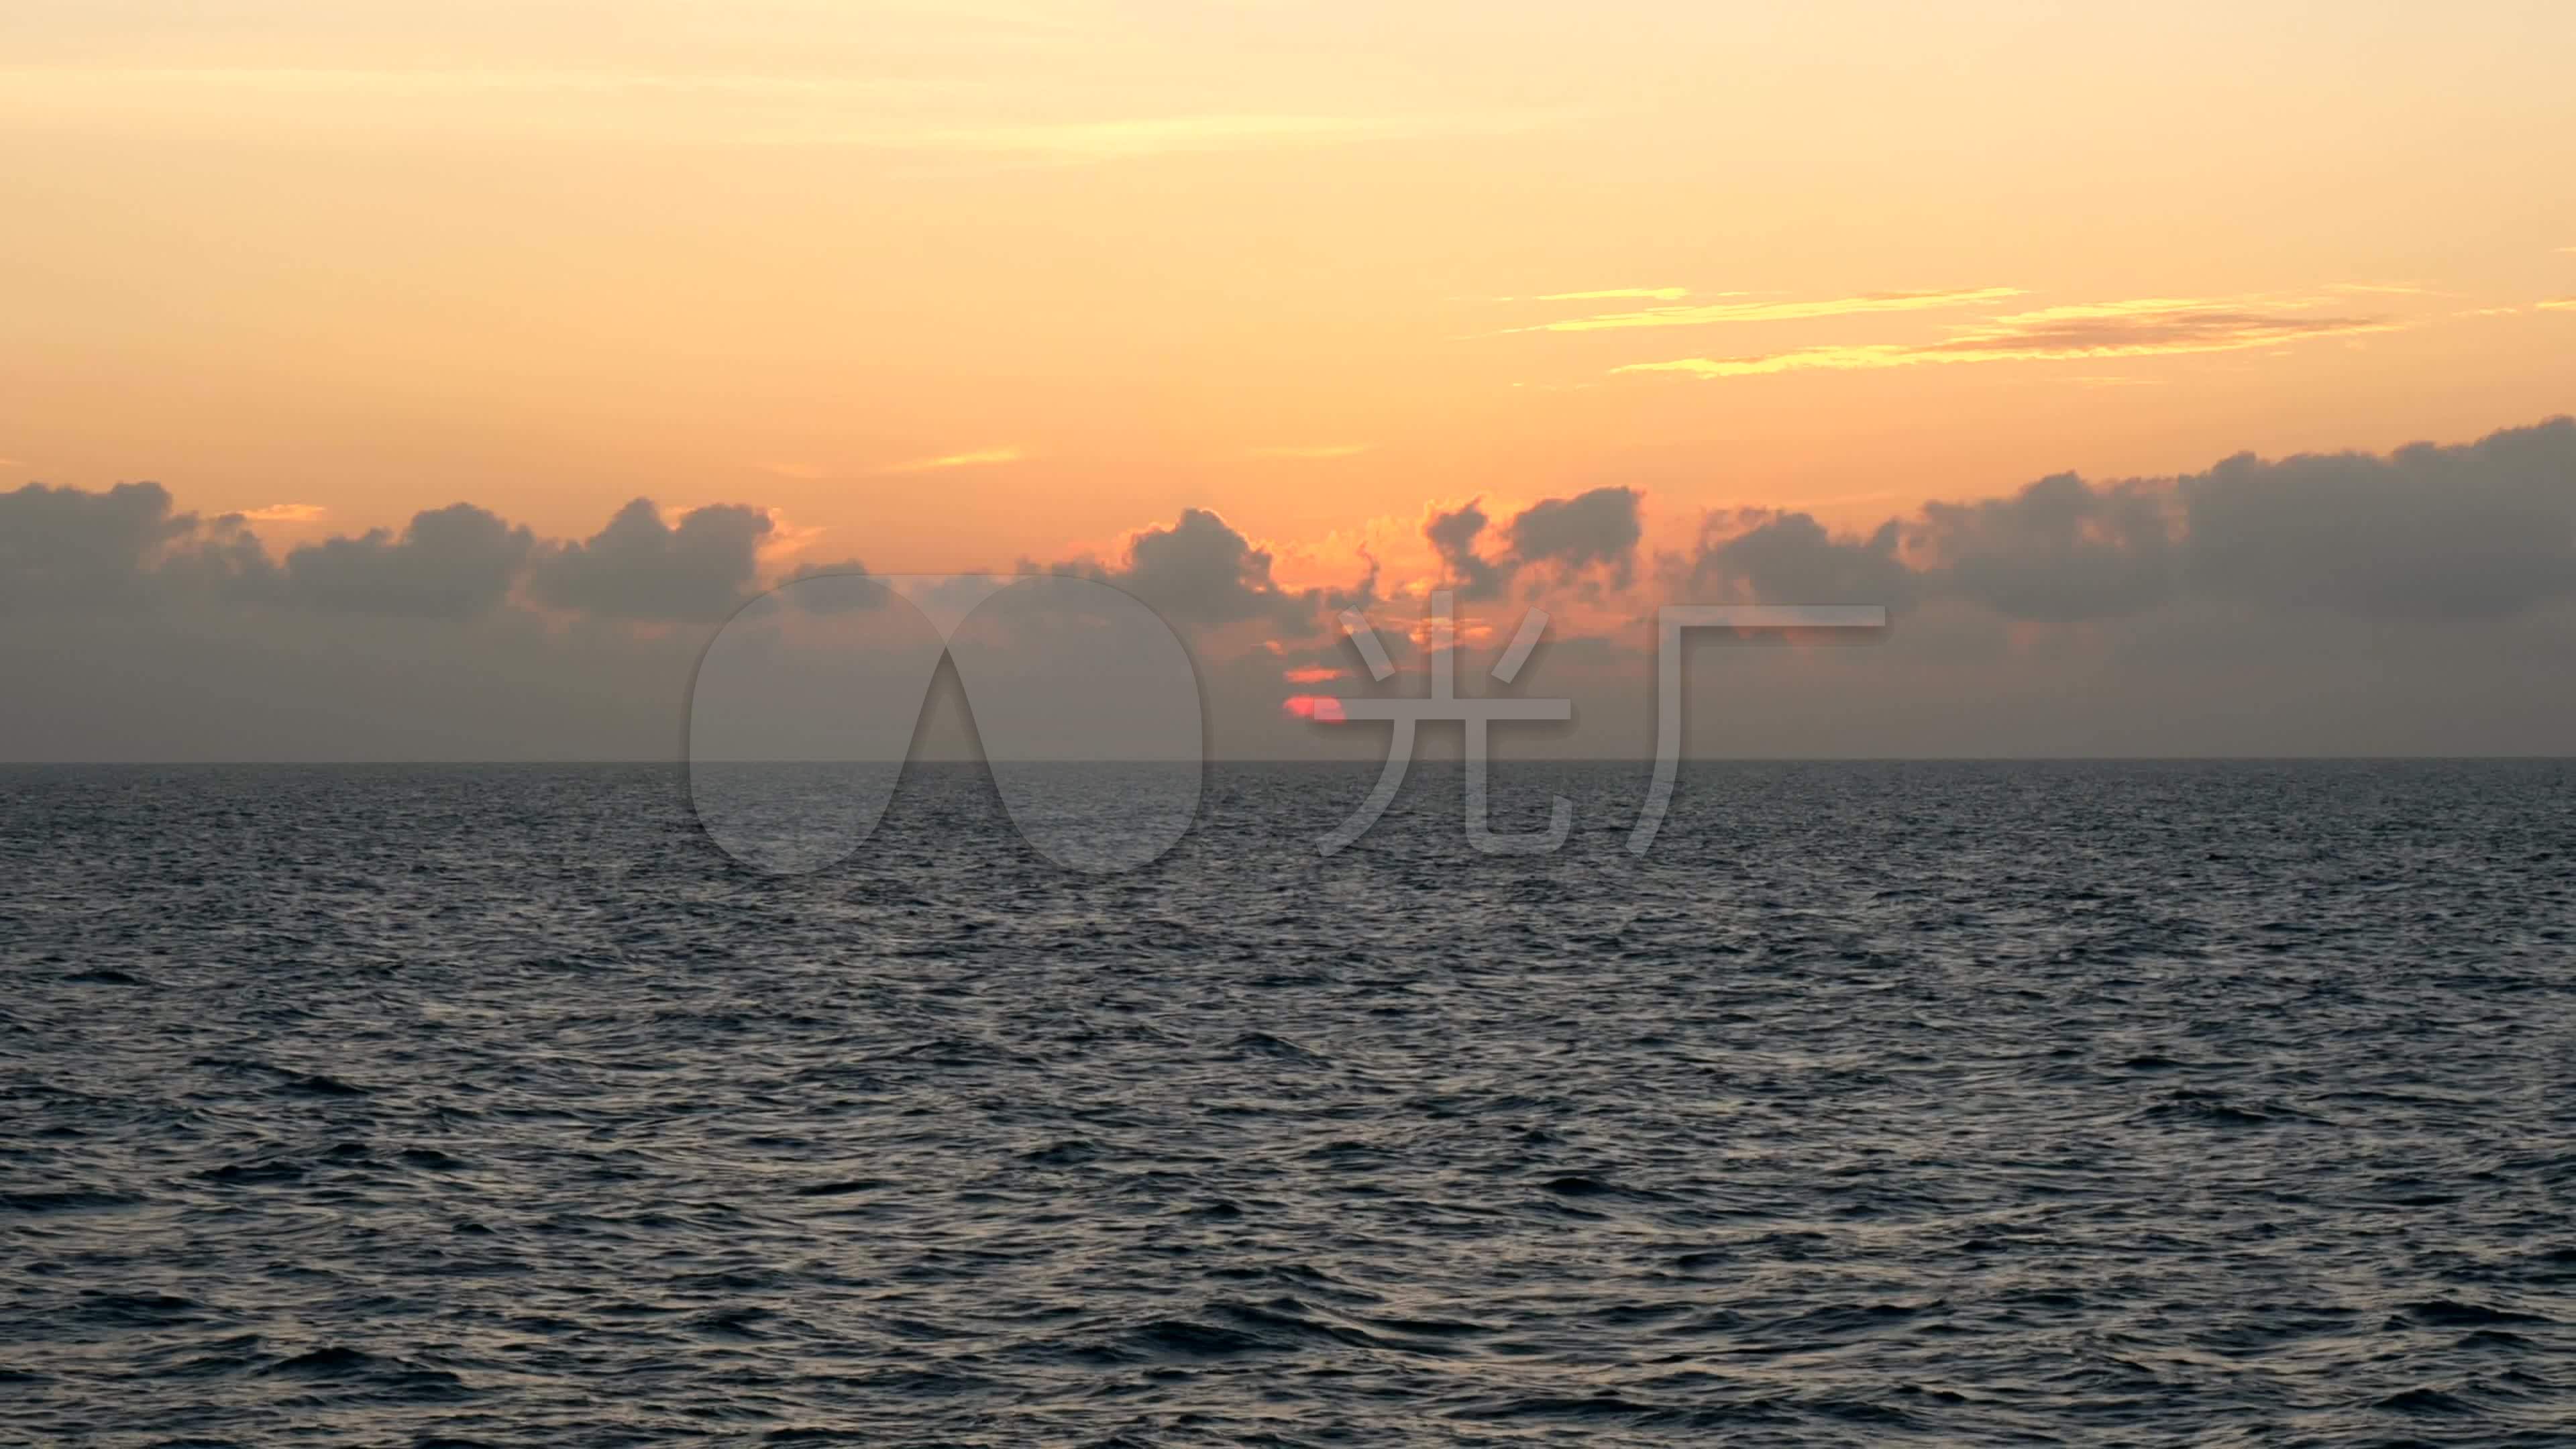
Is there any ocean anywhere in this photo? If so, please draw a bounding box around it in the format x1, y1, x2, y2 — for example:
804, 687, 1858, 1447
4, 761, 2573, 1446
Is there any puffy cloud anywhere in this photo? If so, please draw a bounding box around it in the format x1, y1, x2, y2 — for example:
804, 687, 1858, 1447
0, 481, 195, 611
1095, 507, 1316, 628
2180, 419, 2576, 619
773, 557, 885, 613
1418, 488, 1645, 602
157, 515, 281, 602
1423, 498, 1512, 600
1683, 511, 1913, 607
7, 414, 2576, 759
1676, 417, 2576, 624
529, 499, 772, 623
0, 488, 800, 626
1913, 473, 2176, 621
1506, 486, 1643, 588
282, 503, 533, 619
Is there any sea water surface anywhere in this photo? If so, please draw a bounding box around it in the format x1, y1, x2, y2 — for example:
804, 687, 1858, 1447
4, 761, 2574, 1446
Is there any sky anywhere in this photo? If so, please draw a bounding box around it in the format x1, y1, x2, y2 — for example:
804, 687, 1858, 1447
3, 1, 2575, 759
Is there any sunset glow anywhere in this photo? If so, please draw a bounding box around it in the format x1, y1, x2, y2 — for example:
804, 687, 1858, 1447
3, 1, 2573, 760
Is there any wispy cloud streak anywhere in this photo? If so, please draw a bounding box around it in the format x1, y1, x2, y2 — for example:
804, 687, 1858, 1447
1249, 443, 1371, 460
879, 447, 1026, 474
0, 67, 1551, 160
1509, 286, 1697, 303
1511, 286, 2021, 334
1615, 296, 2395, 379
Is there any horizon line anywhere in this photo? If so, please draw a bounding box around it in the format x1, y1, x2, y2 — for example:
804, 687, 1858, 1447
5, 755, 2572, 767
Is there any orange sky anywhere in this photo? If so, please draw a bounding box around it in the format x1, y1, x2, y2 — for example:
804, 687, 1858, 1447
4, 0, 2573, 596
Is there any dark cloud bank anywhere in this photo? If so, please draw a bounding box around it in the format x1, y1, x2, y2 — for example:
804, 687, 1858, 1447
3, 417, 2573, 759
1688, 419, 2576, 623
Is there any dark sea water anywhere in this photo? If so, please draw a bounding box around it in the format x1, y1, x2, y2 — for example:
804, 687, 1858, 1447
5, 760, 2575, 1447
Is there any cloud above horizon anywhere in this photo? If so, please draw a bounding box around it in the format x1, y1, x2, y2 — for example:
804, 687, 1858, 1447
3, 415, 2574, 758
1423, 486, 1644, 600
284, 503, 536, 619
1683, 417, 2576, 625
1509, 286, 2023, 335
1616, 295, 2396, 380
879, 446, 1028, 474
0, 64, 1556, 160
1248, 443, 1371, 460
1055, 508, 1328, 629
528, 499, 775, 623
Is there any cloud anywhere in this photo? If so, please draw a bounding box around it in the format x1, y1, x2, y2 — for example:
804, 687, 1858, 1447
1619, 295, 2394, 379
529, 499, 773, 623
0, 481, 197, 612
282, 503, 535, 619
1093, 507, 1317, 628
2181, 419, 2576, 619
156, 515, 281, 603
774, 557, 888, 613
1507, 486, 1643, 588
4, 65, 1554, 160
1423, 498, 1513, 600
0, 67, 879, 100
880, 446, 1025, 474
1912, 474, 2177, 621
844, 111, 1552, 160
241, 502, 327, 523
1513, 286, 2021, 335
1496, 286, 1696, 303
9, 416, 2576, 760
2539, 298, 2576, 312
1682, 511, 1914, 609
1932, 297, 2396, 354
1676, 416, 2576, 624
0, 487, 826, 627
1248, 443, 1370, 460
1418, 488, 1646, 600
